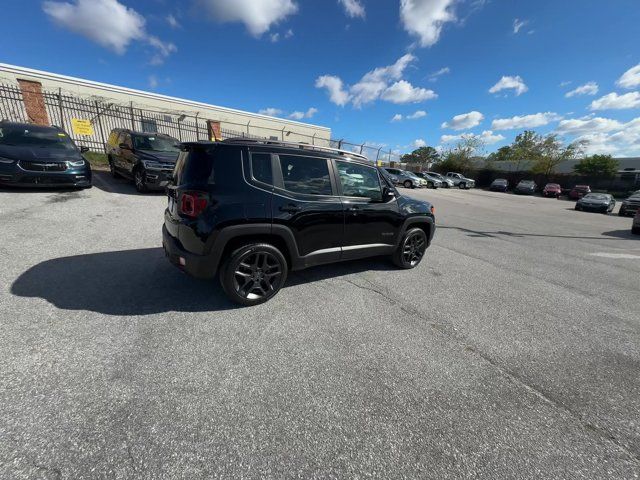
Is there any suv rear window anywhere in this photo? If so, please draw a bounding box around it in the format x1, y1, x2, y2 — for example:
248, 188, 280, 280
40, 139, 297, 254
278, 154, 332, 195
251, 153, 273, 185
173, 146, 215, 185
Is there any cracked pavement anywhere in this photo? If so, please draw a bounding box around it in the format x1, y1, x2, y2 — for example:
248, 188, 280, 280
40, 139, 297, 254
1, 173, 639, 478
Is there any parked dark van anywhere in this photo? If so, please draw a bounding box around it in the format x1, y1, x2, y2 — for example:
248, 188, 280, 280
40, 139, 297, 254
0, 121, 91, 188
106, 129, 180, 192
163, 139, 436, 305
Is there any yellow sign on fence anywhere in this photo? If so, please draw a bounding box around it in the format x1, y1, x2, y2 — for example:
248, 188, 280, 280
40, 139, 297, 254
71, 118, 94, 136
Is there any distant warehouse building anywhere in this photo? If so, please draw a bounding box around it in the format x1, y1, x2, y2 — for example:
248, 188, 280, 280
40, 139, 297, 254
0, 63, 332, 152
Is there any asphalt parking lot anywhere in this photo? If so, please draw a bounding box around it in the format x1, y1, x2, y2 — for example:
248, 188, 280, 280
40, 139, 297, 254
1, 172, 639, 479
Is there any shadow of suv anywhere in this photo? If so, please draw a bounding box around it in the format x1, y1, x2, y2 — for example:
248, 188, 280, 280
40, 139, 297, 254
106, 129, 180, 192
162, 139, 436, 305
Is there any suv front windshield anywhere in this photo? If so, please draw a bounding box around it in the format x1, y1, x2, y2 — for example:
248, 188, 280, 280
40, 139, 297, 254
132, 135, 179, 152
0, 124, 76, 150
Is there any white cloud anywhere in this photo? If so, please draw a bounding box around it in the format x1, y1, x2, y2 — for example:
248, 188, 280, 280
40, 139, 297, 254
428, 66, 450, 81
400, 0, 457, 47
381, 80, 437, 104
338, 0, 365, 18
199, 0, 298, 36
285, 28, 294, 38
148, 75, 158, 89
617, 63, 640, 89
559, 81, 572, 87
565, 82, 598, 98
556, 116, 624, 135
489, 75, 528, 96
270, 32, 280, 42
407, 110, 427, 119
393, 111, 427, 122
315, 75, 351, 106
166, 14, 180, 29
555, 116, 640, 156
513, 18, 527, 34
441, 111, 484, 130
316, 54, 437, 107
288, 107, 318, 120
589, 92, 640, 110
441, 130, 505, 145
43, 0, 176, 62
412, 139, 427, 148
491, 112, 561, 130
258, 107, 283, 116
147, 35, 177, 65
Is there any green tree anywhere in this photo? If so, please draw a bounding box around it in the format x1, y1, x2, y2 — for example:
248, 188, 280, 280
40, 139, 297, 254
438, 135, 484, 174
510, 130, 542, 173
574, 154, 619, 177
486, 146, 513, 163
401, 146, 440, 166
531, 134, 583, 176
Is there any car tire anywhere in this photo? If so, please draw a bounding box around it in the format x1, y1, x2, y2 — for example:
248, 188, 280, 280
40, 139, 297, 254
108, 156, 121, 178
632, 226, 640, 235
619, 208, 627, 216
403, 180, 413, 189
392, 227, 427, 269
134, 167, 148, 193
219, 243, 288, 306
427, 181, 434, 189
575, 205, 581, 211
459, 182, 466, 189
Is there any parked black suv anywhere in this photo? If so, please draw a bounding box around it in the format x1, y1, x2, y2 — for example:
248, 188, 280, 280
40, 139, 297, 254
162, 139, 436, 305
0, 121, 92, 188
106, 129, 180, 192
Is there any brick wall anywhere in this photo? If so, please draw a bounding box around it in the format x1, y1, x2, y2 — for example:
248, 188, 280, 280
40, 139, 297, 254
17, 79, 49, 125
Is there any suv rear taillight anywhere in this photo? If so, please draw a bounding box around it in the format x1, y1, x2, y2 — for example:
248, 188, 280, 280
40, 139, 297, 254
180, 191, 208, 217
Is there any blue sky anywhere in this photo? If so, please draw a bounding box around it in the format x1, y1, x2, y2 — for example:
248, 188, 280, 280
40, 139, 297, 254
2, 0, 640, 156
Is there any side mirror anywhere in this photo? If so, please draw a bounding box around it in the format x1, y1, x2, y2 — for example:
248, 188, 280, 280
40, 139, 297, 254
80, 146, 90, 153
119, 143, 131, 150
383, 186, 396, 200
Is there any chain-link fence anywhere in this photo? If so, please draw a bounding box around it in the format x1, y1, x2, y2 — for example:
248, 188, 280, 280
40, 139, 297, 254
0, 83, 403, 164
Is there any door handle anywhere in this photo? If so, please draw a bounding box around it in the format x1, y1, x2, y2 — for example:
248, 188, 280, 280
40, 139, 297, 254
279, 204, 301, 214
347, 205, 360, 214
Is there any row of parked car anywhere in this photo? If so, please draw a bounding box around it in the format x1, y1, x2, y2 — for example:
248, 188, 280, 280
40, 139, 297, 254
382, 168, 476, 190
0, 121, 181, 192
490, 177, 640, 214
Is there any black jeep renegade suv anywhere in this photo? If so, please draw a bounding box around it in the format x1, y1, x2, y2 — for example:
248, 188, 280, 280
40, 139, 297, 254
162, 139, 436, 305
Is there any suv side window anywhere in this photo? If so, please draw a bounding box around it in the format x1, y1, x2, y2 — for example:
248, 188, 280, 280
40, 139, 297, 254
278, 154, 332, 196
250, 153, 273, 185
336, 161, 382, 201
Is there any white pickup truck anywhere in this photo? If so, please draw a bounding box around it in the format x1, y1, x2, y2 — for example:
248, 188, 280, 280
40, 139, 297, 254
445, 172, 475, 189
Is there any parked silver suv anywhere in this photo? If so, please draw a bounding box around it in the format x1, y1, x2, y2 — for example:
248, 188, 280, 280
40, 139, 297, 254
383, 167, 427, 188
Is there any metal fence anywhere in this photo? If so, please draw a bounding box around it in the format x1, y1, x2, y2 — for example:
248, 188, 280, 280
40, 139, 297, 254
0, 83, 403, 164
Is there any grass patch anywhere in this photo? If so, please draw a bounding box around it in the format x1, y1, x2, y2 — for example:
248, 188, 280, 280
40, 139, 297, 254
84, 151, 109, 170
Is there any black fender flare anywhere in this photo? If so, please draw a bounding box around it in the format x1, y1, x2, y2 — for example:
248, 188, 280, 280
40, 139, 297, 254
397, 216, 435, 246
206, 223, 301, 273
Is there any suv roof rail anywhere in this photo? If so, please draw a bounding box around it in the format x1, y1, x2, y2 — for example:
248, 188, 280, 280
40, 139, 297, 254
221, 137, 370, 162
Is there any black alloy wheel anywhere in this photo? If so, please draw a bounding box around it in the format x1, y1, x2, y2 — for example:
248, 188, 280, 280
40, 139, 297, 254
404, 180, 413, 189
220, 243, 288, 306
393, 228, 427, 269
459, 182, 466, 189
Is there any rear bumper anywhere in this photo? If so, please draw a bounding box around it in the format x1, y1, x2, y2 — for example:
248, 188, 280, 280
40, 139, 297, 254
162, 224, 217, 279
